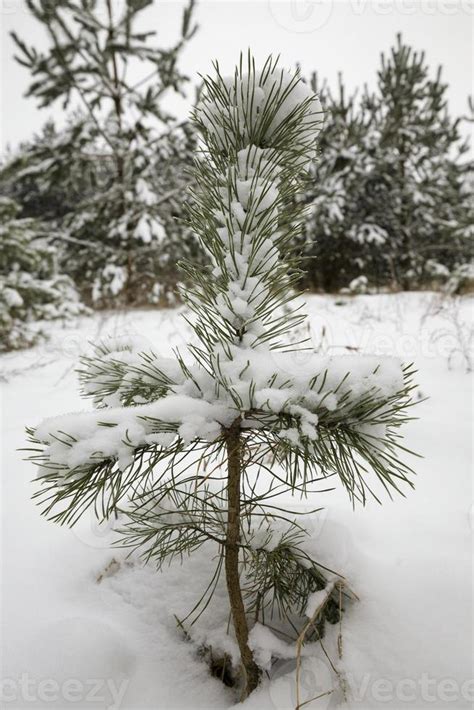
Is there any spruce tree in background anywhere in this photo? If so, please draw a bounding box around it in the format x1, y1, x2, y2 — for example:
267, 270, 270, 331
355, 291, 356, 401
304, 34, 472, 292
26, 57, 417, 699
0, 196, 86, 351
9, 0, 197, 306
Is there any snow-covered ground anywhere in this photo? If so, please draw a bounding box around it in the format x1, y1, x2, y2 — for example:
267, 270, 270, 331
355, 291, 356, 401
1, 293, 472, 710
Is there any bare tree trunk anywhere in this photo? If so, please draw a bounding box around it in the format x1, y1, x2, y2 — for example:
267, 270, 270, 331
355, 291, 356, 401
225, 423, 261, 699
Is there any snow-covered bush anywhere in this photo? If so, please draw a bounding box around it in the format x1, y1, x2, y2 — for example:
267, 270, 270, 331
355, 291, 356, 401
345, 275, 369, 295
444, 263, 474, 296
0, 197, 86, 351
25, 57, 416, 700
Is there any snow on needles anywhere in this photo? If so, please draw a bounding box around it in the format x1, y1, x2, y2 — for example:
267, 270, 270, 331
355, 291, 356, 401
33, 347, 404, 474
198, 65, 323, 157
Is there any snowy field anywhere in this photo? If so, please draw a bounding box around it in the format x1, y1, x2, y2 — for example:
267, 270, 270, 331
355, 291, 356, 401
1, 292, 472, 710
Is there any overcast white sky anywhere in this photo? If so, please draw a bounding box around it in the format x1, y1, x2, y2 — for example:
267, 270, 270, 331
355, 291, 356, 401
1, 0, 472, 153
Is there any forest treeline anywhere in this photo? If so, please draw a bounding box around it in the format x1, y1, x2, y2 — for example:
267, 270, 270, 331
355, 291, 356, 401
1, 0, 472, 350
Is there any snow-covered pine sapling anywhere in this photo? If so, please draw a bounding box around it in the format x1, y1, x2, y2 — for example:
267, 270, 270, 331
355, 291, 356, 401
25, 56, 417, 700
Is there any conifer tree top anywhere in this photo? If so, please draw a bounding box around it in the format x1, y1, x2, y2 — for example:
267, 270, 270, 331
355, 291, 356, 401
182, 56, 324, 354
196, 57, 323, 157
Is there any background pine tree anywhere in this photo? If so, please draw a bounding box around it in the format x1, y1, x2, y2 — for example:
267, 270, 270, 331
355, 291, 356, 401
0, 196, 87, 351
301, 73, 376, 292
303, 34, 472, 293
6, 0, 198, 307
0, 121, 89, 222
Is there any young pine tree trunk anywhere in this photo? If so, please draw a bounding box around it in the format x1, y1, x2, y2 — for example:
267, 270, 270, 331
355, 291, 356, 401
225, 421, 261, 698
